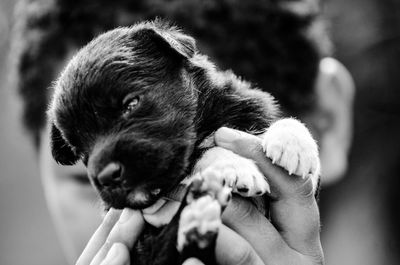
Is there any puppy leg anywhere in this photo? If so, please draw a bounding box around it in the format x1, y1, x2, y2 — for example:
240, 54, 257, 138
147, 170, 231, 265
177, 170, 232, 265
262, 118, 320, 191
193, 147, 270, 197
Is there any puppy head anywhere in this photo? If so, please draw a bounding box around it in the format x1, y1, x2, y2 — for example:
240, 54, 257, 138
48, 21, 199, 209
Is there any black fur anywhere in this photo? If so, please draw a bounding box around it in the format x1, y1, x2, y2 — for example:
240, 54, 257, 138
48, 20, 279, 264
13, 0, 328, 147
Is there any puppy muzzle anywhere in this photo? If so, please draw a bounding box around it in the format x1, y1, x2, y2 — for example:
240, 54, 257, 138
88, 136, 192, 209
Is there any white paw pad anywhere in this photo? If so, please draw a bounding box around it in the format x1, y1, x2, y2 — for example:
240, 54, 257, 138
262, 118, 320, 188
177, 195, 221, 252
187, 171, 232, 207
194, 147, 270, 197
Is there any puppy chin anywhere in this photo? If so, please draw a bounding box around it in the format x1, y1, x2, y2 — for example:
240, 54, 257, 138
99, 187, 158, 210
125, 187, 162, 209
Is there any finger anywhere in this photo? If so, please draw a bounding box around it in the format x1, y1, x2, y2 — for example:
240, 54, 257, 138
222, 196, 299, 264
99, 243, 130, 265
90, 208, 144, 265
215, 127, 322, 256
216, 225, 264, 265
215, 127, 315, 199
77, 208, 122, 265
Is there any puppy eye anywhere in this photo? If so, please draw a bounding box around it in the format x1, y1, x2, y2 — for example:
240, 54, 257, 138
122, 95, 140, 117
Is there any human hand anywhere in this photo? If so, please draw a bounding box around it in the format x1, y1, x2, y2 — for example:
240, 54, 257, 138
75, 208, 145, 265
75, 126, 323, 265
211, 127, 323, 265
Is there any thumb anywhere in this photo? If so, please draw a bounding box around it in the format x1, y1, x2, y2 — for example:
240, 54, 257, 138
214, 127, 315, 199
214, 127, 322, 256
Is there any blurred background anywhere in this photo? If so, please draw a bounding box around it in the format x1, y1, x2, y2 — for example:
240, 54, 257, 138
0, 0, 67, 265
0, 0, 399, 264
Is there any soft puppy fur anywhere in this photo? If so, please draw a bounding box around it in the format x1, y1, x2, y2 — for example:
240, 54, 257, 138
48, 20, 319, 264
49, 20, 278, 209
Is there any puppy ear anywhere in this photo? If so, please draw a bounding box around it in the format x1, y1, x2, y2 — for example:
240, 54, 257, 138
50, 123, 80, 165
139, 22, 196, 59
155, 29, 196, 59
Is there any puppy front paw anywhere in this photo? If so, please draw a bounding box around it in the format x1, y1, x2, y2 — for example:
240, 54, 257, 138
177, 172, 230, 253
194, 147, 270, 197
262, 118, 320, 189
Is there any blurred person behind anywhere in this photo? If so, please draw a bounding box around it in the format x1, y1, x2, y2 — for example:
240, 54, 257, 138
320, 0, 400, 264
10, 0, 353, 264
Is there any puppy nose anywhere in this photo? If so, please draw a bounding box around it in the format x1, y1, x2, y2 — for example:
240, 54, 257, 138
97, 162, 123, 186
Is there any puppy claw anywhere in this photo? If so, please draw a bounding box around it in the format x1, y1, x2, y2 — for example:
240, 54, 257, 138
268, 145, 282, 165
188, 170, 232, 207
194, 147, 270, 197
178, 170, 231, 252
262, 118, 320, 190
177, 196, 221, 252
221, 168, 237, 188
151, 188, 161, 196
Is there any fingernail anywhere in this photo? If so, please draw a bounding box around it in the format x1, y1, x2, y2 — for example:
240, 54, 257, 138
103, 208, 121, 224
118, 208, 135, 224
215, 127, 241, 145
265, 182, 271, 194
105, 243, 120, 260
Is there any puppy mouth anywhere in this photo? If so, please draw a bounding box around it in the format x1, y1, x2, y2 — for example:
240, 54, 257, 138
142, 199, 168, 214
99, 186, 163, 210
125, 188, 161, 209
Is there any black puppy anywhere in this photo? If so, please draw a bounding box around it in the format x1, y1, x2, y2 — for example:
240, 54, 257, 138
48, 20, 320, 264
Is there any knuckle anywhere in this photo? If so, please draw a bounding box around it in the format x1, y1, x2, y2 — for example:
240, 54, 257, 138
235, 137, 263, 159
233, 241, 258, 265
310, 244, 325, 265
315, 256, 325, 265
306, 252, 325, 265
224, 197, 257, 222
294, 176, 316, 201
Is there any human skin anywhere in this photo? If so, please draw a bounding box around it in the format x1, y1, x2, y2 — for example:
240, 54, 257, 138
77, 127, 324, 265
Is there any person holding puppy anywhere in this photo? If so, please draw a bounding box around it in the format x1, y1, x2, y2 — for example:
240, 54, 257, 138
77, 127, 323, 265
11, 0, 354, 264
